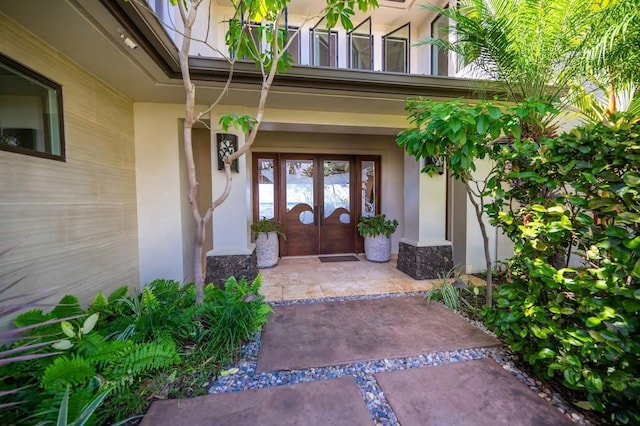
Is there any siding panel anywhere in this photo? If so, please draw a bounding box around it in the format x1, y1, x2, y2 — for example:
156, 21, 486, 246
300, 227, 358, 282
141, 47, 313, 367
0, 12, 139, 311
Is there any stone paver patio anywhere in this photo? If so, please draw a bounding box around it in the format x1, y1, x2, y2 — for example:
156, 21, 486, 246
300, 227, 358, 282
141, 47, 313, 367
142, 262, 578, 426
259, 255, 485, 301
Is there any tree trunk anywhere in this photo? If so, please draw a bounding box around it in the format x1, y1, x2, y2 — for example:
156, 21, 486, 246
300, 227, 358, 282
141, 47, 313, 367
178, 1, 206, 304
465, 183, 492, 306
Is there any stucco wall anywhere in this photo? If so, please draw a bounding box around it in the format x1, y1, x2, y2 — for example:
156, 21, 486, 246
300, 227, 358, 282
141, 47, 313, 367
0, 13, 139, 306
134, 102, 407, 283
463, 158, 514, 272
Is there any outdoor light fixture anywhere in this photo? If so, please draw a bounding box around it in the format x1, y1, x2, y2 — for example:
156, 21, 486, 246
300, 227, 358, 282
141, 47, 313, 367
422, 156, 445, 175
117, 29, 138, 50
217, 133, 239, 173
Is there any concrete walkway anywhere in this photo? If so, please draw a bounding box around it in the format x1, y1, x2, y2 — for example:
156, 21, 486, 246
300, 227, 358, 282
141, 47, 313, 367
142, 295, 575, 426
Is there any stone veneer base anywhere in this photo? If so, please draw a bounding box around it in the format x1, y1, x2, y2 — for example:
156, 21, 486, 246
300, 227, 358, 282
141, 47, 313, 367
397, 242, 453, 280
206, 249, 258, 287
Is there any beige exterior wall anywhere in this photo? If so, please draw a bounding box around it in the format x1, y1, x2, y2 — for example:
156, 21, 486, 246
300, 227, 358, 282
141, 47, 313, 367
463, 158, 514, 272
133, 102, 409, 283
0, 14, 139, 306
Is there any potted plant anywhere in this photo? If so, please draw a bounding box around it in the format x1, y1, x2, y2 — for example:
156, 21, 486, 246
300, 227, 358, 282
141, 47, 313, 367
357, 214, 399, 262
251, 217, 286, 268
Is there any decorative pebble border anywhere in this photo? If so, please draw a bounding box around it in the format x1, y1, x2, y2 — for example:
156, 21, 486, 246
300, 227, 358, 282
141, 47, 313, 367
209, 292, 593, 426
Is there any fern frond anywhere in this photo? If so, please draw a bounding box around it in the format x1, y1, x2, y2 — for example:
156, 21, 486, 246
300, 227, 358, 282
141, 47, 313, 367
107, 287, 129, 304
50, 295, 84, 320
88, 292, 108, 313
13, 309, 51, 329
108, 341, 179, 380
141, 287, 159, 311
42, 356, 94, 391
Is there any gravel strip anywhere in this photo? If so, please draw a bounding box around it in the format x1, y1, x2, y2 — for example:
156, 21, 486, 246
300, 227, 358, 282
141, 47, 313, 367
209, 293, 591, 425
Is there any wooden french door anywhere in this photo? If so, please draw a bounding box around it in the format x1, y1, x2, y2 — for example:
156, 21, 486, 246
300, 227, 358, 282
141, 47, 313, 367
252, 153, 380, 256
279, 154, 356, 256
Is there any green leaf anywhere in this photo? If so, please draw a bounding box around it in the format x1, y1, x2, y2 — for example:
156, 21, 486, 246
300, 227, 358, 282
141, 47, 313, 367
585, 372, 604, 394
81, 313, 99, 335
632, 260, 640, 278
531, 204, 547, 212
587, 392, 604, 412
57, 387, 70, 426
450, 118, 461, 133
73, 387, 112, 426
547, 205, 565, 214
624, 236, 640, 249
621, 299, 640, 312
537, 348, 555, 359
586, 317, 601, 327
61, 321, 75, 338
588, 330, 604, 342
476, 115, 489, 134
623, 173, 640, 186
90, 292, 108, 308
52, 340, 74, 350
220, 367, 239, 377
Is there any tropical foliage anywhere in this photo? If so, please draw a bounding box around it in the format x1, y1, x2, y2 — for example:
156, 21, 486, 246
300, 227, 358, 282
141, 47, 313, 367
397, 97, 555, 305
421, 0, 594, 104
483, 115, 640, 424
0, 276, 271, 424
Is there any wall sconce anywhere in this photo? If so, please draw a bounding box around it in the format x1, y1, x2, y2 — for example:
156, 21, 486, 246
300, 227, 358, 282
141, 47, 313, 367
422, 156, 445, 175
117, 29, 138, 50
217, 133, 239, 173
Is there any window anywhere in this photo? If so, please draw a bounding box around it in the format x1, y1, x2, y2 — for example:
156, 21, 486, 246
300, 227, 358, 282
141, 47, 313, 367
241, 22, 263, 61
0, 54, 65, 161
349, 17, 372, 70
311, 19, 337, 67
431, 13, 449, 76
253, 154, 278, 221
383, 23, 410, 73
286, 27, 300, 65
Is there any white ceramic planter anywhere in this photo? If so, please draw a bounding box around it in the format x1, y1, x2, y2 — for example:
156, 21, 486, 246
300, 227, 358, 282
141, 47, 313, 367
255, 231, 280, 268
364, 234, 391, 263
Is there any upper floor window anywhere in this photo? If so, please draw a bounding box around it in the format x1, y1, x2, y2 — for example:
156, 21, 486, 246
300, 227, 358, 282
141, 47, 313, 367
311, 19, 337, 67
431, 13, 449, 76
243, 22, 299, 65
0, 54, 65, 161
349, 17, 372, 70
286, 27, 300, 65
383, 23, 410, 73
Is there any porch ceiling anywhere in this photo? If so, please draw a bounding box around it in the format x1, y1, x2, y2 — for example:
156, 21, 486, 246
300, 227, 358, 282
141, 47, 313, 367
1, 0, 496, 115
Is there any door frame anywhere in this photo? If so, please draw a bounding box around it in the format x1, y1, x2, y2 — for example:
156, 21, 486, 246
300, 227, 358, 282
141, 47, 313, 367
252, 152, 381, 256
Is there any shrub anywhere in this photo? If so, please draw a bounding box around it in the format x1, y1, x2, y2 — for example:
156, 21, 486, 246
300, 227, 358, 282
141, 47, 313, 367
1, 275, 271, 424
483, 117, 640, 424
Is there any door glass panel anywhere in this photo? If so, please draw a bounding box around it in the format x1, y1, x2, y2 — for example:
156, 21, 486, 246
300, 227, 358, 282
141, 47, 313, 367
323, 160, 350, 223
257, 158, 275, 218
285, 159, 314, 224
361, 160, 376, 217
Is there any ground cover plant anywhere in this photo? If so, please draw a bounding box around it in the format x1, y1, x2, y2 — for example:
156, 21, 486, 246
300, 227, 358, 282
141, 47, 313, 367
0, 276, 271, 424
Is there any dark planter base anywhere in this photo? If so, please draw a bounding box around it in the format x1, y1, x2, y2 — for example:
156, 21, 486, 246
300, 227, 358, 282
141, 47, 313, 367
205, 249, 258, 287
397, 241, 453, 280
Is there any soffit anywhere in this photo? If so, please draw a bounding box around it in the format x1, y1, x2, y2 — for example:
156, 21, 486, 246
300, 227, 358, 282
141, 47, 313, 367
0, 0, 494, 116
